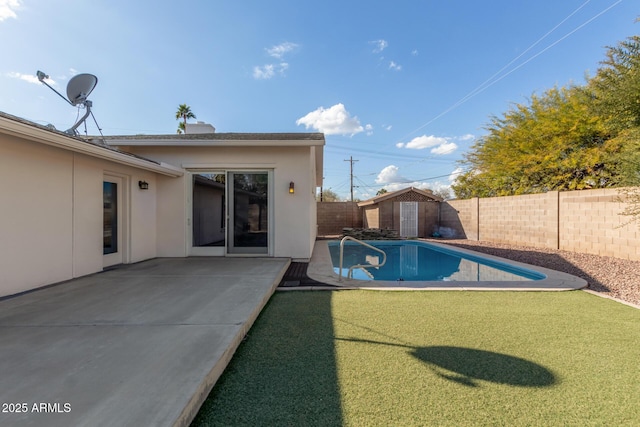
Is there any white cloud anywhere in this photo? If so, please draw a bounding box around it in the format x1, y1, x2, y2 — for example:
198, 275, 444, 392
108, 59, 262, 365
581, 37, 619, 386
376, 165, 407, 184
266, 42, 299, 59
253, 62, 288, 80
0, 0, 20, 22
7, 71, 44, 85
253, 64, 275, 80
389, 61, 402, 71
384, 125, 392, 131
411, 49, 419, 56
296, 103, 364, 135
396, 134, 459, 155
449, 167, 464, 182
431, 141, 458, 155
398, 135, 448, 149
365, 124, 373, 136
375, 166, 464, 197
459, 133, 475, 141
370, 39, 388, 53
253, 42, 298, 80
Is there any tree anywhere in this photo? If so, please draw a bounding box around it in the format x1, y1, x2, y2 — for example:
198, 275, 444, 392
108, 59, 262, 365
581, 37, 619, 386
452, 34, 640, 222
317, 189, 340, 202
453, 86, 616, 198
175, 104, 196, 134
587, 35, 640, 223
376, 188, 388, 196
432, 188, 451, 200
587, 35, 640, 133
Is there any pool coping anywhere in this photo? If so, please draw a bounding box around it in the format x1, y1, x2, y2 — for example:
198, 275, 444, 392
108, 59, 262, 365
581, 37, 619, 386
307, 240, 588, 291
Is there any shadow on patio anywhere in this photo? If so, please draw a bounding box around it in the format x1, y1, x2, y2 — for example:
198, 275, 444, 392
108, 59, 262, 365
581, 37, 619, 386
191, 292, 343, 426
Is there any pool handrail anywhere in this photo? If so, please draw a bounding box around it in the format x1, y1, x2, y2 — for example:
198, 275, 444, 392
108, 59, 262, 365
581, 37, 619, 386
339, 236, 387, 281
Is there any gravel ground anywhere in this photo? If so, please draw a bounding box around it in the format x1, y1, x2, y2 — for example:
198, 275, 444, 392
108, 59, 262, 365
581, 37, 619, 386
431, 239, 640, 307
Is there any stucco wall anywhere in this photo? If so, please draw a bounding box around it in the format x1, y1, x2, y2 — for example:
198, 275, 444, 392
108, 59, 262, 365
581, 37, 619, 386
0, 134, 161, 297
125, 145, 317, 260
362, 206, 380, 229
1, 135, 74, 295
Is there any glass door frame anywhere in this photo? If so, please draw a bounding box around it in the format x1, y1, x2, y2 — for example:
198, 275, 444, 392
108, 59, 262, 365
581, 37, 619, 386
103, 173, 129, 267
189, 171, 226, 256
187, 169, 274, 257
227, 170, 273, 256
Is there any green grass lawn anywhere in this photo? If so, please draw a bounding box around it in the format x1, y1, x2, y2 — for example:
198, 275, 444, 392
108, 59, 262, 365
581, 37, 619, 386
192, 291, 640, 426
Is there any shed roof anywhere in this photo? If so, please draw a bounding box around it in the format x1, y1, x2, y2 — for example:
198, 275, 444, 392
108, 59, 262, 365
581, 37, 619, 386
358, 186, 442, 207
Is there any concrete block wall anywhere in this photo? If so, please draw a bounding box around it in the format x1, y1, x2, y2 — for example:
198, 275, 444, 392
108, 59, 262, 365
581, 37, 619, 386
443, 188, 639, 261
419, 202, 440, 237
441, 199, 478, 239
316, 188, 639, 260
478, 191, 559, 249
317, 202, 362, 236
559, 189, 639, 260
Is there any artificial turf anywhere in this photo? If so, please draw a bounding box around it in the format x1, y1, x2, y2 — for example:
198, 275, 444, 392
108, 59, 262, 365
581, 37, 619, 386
191, 291, 640, 426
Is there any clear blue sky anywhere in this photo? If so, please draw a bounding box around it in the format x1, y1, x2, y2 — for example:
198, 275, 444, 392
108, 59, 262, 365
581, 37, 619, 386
1, 0, 637, 200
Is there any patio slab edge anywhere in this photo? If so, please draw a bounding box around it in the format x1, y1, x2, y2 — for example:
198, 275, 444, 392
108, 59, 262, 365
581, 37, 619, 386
173, 258, 290, 427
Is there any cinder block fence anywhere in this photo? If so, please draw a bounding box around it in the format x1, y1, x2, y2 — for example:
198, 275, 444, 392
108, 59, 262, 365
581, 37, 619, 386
439, 188, 639, 261
318, 188, 640, 261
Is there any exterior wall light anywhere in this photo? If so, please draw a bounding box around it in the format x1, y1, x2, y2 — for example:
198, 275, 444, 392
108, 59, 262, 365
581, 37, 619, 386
138, 180, 149, 190
289, 182, 295, 194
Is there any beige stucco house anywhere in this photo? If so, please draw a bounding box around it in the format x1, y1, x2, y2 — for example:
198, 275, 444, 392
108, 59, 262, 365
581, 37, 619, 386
0, 112, 324, 298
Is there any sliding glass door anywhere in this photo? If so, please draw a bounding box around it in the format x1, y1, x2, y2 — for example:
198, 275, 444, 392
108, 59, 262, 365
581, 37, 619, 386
190, 170, 271, 256
191, 172, 226, 256
228, 171, 270, 255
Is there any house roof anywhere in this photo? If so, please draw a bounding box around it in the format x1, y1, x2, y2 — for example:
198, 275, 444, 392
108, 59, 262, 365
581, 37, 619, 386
102, 132, 326, 187
97, 132, 325, 148
358, 187, 443, 207
0, 111, 183, 177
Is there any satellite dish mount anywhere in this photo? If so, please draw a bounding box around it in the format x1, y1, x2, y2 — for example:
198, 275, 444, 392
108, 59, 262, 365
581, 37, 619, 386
37, 70, 99, 136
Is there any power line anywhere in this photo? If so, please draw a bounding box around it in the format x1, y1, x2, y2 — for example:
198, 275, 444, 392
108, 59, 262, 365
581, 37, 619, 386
344, 156, 359, 202
397, 0, 622, 143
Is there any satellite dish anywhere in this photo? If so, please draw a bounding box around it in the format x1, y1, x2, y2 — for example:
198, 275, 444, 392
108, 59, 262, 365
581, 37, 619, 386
36, 70, 101, 136
66, 74, 98, 106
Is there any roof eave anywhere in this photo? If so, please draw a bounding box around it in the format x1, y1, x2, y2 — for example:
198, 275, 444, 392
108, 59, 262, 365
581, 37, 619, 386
0, 115, 183, 177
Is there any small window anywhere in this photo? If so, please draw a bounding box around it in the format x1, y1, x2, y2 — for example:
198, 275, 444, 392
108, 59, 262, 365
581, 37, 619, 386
103, 181, 118, 254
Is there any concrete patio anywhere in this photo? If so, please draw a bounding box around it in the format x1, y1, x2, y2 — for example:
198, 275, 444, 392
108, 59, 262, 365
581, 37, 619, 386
0, 257, 289, 427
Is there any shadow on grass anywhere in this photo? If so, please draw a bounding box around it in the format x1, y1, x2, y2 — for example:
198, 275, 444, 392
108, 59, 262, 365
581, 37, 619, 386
336, 336, 556, 389
191, 292, 342, 427
414, 346, 556, 388
440, 241, 610, 292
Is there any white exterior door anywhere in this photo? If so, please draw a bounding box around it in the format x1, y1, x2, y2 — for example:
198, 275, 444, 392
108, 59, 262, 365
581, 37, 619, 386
103, 176, 125, 267
400, 202, 418, 238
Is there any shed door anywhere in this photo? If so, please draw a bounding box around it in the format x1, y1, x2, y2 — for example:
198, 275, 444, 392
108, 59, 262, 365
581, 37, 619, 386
400, 202, 418, 238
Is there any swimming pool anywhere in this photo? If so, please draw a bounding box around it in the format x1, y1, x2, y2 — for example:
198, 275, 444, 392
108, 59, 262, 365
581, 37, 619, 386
328, 240, 545, 282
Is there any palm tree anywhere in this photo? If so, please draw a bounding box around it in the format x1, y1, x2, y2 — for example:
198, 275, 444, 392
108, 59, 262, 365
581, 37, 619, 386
175, 104, 196, 134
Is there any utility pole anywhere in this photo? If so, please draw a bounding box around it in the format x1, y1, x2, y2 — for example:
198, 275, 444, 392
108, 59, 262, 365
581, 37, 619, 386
344, 156, 358, 202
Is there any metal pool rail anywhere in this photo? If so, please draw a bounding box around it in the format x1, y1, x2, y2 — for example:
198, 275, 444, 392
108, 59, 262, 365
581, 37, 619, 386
339, 236, 387, 281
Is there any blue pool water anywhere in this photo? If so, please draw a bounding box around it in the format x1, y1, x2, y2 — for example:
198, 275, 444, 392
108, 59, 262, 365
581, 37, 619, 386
328, 240, 545, 282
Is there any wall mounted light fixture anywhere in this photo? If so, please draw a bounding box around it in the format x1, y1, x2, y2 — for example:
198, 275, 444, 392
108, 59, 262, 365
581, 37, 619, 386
138, 180, 149, 190
289, 182, 295, 194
